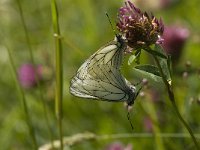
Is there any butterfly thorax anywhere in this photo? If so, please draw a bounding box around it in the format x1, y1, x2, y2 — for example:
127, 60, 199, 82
126, 85, 136, 106
115, 34, 127, 50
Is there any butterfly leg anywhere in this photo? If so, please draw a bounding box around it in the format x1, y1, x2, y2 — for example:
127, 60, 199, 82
134, 86, 142, 99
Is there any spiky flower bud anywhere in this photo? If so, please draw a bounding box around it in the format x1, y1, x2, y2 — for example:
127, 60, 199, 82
117, 1, 164, 49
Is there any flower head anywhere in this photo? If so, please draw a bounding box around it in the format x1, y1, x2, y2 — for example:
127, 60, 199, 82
162, 25, 189, 62
117, 1, 164, 49
18, 63, 43, 89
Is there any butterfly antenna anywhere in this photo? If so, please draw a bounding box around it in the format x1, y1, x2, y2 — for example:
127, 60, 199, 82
105, 12, 118, 37
127, 111, 134, 131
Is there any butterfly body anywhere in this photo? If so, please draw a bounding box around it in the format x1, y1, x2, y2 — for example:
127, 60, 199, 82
70, 35, 137, 106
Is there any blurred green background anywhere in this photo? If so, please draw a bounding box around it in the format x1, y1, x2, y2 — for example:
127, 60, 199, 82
0, 0, 200, 149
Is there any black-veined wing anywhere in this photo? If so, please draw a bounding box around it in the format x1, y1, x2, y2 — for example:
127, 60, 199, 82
85, 35, 126, 70
70, 64, 135, 104
75, 35, 126, 79
70, 35, 136, 105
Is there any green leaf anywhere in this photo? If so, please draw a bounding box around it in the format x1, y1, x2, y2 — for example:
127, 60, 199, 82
128, 55, 136, 65
167, 55, 172, 79
133, 65, 163, 83
134, 50, 141, 64
128, 50, 141, 65
135, 65, 161, 76
144, 47, 167, 59
154, 45, 172, 84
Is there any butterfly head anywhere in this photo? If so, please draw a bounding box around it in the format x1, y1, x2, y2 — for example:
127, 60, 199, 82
115, 34, 126, 42
114, 34, 127, 49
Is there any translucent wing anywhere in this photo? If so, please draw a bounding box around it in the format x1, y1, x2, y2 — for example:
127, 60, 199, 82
85, 36, 126, 70
70, 35, 136, 105
70, 64, 135, 103
75, 36, 126, 80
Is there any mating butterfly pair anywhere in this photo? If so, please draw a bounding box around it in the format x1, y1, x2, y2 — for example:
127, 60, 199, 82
70, 35, 139, 106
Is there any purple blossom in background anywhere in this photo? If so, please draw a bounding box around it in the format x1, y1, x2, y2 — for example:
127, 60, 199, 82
160, 0, 180, 9
105, 142, 132, 150
162, 25, 189, 62
160, 0, 172, 8
117, 1, 164, 49
18, 63, 43, 89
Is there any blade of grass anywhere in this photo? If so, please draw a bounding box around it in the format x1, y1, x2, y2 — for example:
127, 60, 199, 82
15, 0, 34, 62
6, 45, 38, 150
50, 0, 64, 149
141, 96, 165, 150
15, 0, 55, 148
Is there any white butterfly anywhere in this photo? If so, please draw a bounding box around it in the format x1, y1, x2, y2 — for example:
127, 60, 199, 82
70, 35, 138, 106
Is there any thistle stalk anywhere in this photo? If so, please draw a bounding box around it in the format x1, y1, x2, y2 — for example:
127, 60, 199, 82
153, 54, 200, 150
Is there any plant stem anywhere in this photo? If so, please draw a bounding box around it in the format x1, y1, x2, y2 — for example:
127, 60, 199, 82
50, 0, 63, 149
39, 89, 55, 149
16, 0, 34, 62
141, 97, 165, 150
16, 0, 55, 148
153, 55, 200, 150
14, 0, 39, 148
7, 46, 38, 150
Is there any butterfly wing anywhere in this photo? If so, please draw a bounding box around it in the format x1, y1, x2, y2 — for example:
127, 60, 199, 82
70, 36, 135, 104
86, 36, 125, 70
70, 64, 134, 102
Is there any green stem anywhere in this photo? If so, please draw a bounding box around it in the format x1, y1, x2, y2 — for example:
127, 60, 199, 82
16, 0, 34, 62
16, 0, 55, 148
50, 0, 63, 149
7, 46, 38, 150
153, 55, 200, 150
39, 89, 55, 149
141, 97, 165, 150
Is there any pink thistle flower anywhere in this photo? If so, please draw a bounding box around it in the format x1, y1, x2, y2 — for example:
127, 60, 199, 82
117, 1, 164, 49
162, 25, 189, 62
